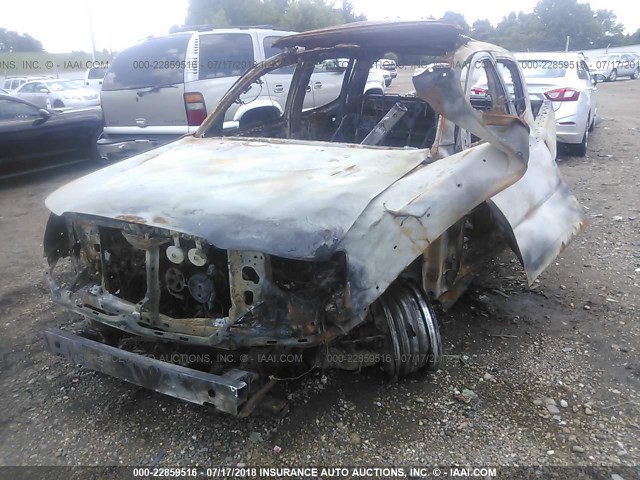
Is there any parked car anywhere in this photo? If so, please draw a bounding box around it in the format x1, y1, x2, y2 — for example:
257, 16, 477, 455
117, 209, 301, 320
97, 27, 296, 162
14, 79, 100, 109
69, 79, 86, 88
43, 21, 585, 416
376, 58, 398, 79
321, 58, 387, 93
588, 52, 640, 82
473, 52, 597, 156
84, 67, 108, 91
516, 52, 597, 156
377, 67, 392, 86
0, 94, 102, 179
2, 75, 54, 92
98, 27, 381, 162
366, 67, 388, 91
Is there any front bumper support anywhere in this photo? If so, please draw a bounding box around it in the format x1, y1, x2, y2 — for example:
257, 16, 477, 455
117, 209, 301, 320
43, 327, 257, 415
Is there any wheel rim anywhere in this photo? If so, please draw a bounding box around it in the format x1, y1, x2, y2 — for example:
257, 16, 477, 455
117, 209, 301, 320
634, 69, 639, 79
610, 70, 617, 81
375, 280, 442, 380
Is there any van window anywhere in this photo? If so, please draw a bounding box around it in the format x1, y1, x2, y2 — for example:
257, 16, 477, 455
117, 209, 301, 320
88, 68, 107, 79
263, 36, 294, 74
198, 33, 255, 80
102, 34, 191, 91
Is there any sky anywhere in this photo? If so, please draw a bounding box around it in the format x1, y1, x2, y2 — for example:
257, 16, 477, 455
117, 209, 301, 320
1, 0, 638, 53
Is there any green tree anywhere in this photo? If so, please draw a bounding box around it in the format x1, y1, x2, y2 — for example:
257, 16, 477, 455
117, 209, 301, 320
342, 1, 366, 23
533, 0, 601, 50
382, 52, 399, 63
185, 0, 365, 32
0, 28, 44, 52
470, 19, 495, 42
439, 11, 469, 33
493, 12, 546, 51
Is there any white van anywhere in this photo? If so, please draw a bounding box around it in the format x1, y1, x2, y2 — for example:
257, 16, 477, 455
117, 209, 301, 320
84, 67, 108, 91
97, 27, 298, 161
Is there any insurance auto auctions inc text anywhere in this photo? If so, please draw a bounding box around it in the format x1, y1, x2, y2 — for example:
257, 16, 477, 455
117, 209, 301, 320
249, 466, 497, 477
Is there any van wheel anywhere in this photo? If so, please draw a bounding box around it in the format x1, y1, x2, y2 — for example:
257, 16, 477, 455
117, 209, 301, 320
239, 108, 280, 128
573, 122, 588, 157
607, 69, 617, 82
53, 100, 64, 108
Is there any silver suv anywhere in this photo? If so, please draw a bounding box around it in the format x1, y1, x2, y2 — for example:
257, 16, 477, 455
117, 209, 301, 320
98, 27, 300, 161
3, 75, 54, 92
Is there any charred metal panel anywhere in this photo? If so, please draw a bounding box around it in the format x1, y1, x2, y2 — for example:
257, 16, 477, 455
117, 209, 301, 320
43, 328, 254, 415
228, 250, 271, 320
340, 141, 529, 312
412, 62, 529, 161
488, 100, 587, 283
273, 21, 465, 53
45, 137, 428, 262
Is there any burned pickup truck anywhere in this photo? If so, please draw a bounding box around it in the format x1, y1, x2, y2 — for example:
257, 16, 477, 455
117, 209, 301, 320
42, 21, 586, 416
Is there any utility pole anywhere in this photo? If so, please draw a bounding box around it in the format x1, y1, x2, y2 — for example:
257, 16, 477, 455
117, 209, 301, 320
85, 0, 97, 61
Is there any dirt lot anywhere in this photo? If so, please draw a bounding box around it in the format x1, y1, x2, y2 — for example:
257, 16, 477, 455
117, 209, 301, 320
0, 77, 638, 476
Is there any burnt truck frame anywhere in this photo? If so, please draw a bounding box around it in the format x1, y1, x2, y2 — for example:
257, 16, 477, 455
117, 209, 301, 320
42, 21, 586, 416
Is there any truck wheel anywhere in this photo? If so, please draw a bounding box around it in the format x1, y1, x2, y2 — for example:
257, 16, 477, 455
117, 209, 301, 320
372, 280, 442, 381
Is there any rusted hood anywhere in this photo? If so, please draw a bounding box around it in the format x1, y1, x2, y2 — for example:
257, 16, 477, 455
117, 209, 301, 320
45, 136, 428, 259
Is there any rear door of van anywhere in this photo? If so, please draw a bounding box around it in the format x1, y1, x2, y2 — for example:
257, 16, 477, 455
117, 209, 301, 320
185, 31, 258, 123
101, 34, 191, 135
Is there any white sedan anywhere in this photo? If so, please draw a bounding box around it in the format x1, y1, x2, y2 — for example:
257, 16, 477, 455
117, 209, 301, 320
516, 52, 597, 156
14, 79, 100, 109
473, 52, 597, 156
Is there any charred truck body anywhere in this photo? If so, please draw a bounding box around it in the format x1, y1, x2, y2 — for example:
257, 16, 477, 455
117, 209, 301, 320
43, 21, 586, 416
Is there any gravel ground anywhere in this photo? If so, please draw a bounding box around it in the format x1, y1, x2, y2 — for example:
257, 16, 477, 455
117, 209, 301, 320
0, 75, 638, 478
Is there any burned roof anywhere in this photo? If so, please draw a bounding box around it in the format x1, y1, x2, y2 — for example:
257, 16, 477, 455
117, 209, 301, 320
273, 20, 466, 54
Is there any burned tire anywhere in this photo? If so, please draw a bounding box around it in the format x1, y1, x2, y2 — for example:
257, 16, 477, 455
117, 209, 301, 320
373, 280, 442, 381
